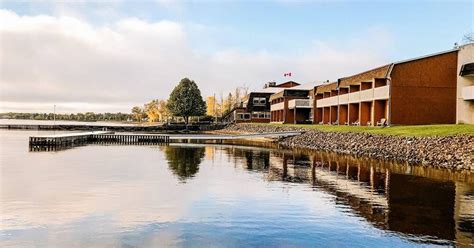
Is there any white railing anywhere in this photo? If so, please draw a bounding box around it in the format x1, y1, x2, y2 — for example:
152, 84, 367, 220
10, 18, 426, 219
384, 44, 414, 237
288, 99, 312, 109
316, 96, 338, 107
374, 85, 390, 100
316, 86, 390, 108
270, 102, 284, 111
338, 94, 349, 105
360, 89, 373, 101
348, 91, 360, 103
462, 85, 474, 100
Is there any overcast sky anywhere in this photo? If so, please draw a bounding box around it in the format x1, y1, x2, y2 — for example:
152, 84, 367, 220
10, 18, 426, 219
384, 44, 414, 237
0, 0, 472, 113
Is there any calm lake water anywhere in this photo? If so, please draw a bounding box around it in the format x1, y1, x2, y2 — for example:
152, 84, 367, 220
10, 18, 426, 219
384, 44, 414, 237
1, 130, 473, 247
0, 119, 139, 126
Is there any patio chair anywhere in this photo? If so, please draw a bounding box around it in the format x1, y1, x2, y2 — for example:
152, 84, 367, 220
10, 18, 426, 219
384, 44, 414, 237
351, 120, 360, 126
376, 118, 387, 126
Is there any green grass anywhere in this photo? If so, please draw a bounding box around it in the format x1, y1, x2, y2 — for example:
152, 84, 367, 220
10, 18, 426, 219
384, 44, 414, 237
252, 123, 474, 137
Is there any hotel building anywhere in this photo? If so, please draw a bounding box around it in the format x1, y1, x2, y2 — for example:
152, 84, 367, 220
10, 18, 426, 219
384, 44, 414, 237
457, 43, 474, 124
313, 47, 465, 126
222, 81, 299, 123
270, 83, 317, 124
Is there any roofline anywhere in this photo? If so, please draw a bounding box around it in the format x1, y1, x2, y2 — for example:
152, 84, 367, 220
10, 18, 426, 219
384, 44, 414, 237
393, 48, 459, 65
249, 91, 278, 94
337, 64, 392, 83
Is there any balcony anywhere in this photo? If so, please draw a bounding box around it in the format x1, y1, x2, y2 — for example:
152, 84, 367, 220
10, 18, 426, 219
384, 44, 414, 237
316, 96, 338, 107
338, 94, 349, 105
374, 85, 389, 100
348, 91, 360, 103
270, 102, 284, 111
462, 85, 474, 100
360, 89, 373, 102
288, 99, 313, 109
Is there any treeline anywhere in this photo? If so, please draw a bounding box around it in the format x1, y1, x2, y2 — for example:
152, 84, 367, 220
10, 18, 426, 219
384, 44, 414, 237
206, 87, 248, 118
133, 87, 247, 123
0, 112, 132, 122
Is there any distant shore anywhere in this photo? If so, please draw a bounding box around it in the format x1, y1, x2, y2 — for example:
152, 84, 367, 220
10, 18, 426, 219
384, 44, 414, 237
220, 124, 474, 171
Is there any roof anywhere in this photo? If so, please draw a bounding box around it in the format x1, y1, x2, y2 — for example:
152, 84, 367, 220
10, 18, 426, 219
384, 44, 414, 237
393, 48, 458, 65
288, 81, 322, 90
315, 82, 338, 94
275, 81, 300, 87
338, 64, 392, 88
251, 86, 289, 94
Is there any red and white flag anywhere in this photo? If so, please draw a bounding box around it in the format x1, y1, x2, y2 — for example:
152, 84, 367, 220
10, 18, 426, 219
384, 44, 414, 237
283, 72, 292, 77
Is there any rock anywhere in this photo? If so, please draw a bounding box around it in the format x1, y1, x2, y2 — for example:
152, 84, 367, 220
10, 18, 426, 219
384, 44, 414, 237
222, 123, 474, 171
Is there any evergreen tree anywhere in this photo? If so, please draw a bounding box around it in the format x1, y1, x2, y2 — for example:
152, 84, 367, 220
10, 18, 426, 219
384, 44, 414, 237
167, 78, 206, 124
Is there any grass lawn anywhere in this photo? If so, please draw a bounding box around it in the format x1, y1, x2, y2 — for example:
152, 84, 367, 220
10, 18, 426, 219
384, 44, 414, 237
256, 123, 474, 137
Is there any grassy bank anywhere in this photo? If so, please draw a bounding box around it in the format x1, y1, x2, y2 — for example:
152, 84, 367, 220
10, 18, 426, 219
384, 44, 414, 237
253, 123, 474, 137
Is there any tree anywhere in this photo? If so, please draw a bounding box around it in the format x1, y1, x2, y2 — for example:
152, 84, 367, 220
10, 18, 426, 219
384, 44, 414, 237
164, 146, 205, 182
462, 32, 474, 44
222, 93, 235, 114
131, 106, 144, 122
157, 100, 170, 123
144, 100, 160, 122
167, 78, 206, 124
206, 95, 219, 117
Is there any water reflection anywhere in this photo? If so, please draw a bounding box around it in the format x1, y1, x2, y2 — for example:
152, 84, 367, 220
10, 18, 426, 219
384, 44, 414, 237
1, 130, 473, 247
217, 145, 474, 246
163, 146, 205, 181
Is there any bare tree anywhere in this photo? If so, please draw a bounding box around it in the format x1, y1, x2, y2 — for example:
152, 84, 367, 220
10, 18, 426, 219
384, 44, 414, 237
462, 32, 474, 44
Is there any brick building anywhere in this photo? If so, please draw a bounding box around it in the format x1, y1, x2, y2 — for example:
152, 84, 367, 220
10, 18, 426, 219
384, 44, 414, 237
222, 81, 299, 123
313, 48, 462, 126
270, 83, 317, 124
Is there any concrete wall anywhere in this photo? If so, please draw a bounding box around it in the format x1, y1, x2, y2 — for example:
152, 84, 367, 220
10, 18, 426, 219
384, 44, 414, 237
390, 51, 458, 125
456, 44, 474, 124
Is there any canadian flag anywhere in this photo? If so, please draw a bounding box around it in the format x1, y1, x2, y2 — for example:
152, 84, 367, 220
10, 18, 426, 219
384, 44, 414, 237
284, 72, 292, 77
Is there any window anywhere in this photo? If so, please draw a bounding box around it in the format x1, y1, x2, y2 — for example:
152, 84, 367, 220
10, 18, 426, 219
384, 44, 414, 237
252, 111, 271, 119
237, 113, 251, 120
253, 97, 266, 106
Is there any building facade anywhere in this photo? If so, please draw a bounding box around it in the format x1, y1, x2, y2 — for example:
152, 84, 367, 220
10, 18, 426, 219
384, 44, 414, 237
313, 48, 463, 126
457, 43, 474, 124
270, 85, 314, 124
222, 81, 299, 123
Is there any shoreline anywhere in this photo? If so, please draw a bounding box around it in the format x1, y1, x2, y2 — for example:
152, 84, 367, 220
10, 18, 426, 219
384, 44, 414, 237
219, 124, 474, 171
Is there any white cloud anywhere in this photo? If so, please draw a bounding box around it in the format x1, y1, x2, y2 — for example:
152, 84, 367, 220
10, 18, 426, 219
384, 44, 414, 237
0, 9, 392, 113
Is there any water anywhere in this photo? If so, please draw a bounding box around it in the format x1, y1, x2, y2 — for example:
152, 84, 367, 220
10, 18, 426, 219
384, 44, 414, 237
1, 130, 473, 247
0, 119, 139, 126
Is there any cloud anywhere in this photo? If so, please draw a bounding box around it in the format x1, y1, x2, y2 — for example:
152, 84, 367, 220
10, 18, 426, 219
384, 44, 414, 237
0, 9, 392, 112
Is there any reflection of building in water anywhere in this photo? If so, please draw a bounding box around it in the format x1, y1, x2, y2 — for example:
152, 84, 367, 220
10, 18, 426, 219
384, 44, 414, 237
242, 148, 473, 246
454, 182, 474, 245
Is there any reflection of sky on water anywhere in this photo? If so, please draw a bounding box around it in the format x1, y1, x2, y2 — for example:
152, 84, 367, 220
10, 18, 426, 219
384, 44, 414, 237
0, 130, 472, 247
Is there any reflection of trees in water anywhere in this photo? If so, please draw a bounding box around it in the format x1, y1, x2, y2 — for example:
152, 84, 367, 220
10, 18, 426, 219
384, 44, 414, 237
244, 150, 270, 170
164, 146, 205, 181
220, 147, 270, 171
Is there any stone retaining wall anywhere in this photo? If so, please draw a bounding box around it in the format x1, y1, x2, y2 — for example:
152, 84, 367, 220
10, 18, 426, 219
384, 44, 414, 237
223, 124, 474, 170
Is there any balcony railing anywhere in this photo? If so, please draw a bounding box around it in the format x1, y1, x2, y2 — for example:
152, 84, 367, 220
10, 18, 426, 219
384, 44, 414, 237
338, 94, 349, 105
316, 96, 338, 108
374, 85, 389, 100
348, 91, 360, 103
315, 85, 390, 108
462, 85, 474, 100
288, 99, 313, 109
270, 102, 284, 111
360, 89, 373, 101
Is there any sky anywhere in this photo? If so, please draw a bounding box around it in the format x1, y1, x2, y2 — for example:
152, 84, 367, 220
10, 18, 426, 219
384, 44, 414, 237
0, 0, 473, 113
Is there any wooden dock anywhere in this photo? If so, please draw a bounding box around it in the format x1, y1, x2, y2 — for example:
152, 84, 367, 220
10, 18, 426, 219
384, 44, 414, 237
28, 131, 303, 150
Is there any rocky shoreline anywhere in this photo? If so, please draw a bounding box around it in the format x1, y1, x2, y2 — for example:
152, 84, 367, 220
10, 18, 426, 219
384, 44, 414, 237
222, 124, 474, 171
